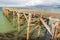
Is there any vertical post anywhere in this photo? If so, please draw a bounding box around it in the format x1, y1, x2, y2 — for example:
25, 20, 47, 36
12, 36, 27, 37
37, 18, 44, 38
54, 27, 58, 40
13, 11, 16, 27
17, 12, 20, 33
37, 26, 41, 40
6, 10, 8, 18
27, 13, 31, 40
47, 18, 49, 25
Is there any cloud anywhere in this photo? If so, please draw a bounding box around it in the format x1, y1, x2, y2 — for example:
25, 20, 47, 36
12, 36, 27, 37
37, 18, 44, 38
0, 0, 60, 7
25, 0, 44, 6
0, 0, 31, 7
25, 0, 60, 6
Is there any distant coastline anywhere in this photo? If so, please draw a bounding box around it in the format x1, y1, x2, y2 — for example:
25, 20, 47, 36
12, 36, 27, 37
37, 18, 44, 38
1, 7, 60, 13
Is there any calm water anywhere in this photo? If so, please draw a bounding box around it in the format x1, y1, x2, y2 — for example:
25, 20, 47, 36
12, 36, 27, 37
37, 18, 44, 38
0, 7, 60, 33
28, 7, 60, 13
0, 7, 16, 33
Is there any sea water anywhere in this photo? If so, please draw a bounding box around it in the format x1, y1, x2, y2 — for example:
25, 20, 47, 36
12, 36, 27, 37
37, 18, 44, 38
27, 7, 60, 13
0, 7, 16, 33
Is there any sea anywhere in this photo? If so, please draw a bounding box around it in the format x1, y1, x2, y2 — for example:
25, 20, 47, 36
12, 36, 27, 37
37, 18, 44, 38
30, 8, 60, 13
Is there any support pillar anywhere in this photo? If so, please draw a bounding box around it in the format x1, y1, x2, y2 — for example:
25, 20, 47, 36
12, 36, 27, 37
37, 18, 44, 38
27, 13, 31, 40
17, 13, 20, 33
13, 11, 16, 27
37, 26, 41, 40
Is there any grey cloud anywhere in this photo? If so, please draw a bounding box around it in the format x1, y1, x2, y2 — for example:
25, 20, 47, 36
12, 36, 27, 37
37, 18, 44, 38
0, 0, 60, 7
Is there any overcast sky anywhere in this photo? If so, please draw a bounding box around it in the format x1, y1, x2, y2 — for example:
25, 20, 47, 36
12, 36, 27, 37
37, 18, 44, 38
0, 0, 60, 7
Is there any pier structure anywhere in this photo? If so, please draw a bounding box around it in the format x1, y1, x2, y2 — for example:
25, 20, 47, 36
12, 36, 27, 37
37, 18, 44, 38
2, 8, 60, 40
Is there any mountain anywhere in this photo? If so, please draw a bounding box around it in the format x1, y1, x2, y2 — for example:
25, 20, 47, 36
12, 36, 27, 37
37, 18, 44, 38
26, 4, 60, 8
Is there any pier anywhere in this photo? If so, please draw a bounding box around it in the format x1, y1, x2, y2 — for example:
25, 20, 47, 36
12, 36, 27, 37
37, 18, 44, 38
2, 8, 60, 40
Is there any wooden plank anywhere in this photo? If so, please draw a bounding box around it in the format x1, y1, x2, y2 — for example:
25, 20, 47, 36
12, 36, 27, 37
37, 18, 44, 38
57, 33, 60, 38
23, 13, 28, 21
54, 27, 58, 40
30, 18, 39, 25
17, 13, 20, 33
39, 17, 52, 35
37, 26, 42, 37
27, 13, 31, 40
13, 11, 16, 27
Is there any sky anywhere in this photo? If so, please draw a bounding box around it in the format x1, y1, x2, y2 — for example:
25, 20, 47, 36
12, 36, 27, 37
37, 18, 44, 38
0, 0, 60, 7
